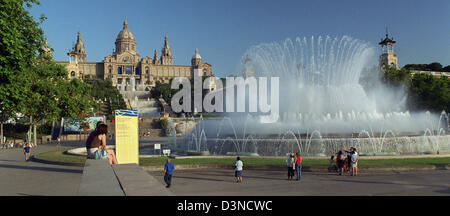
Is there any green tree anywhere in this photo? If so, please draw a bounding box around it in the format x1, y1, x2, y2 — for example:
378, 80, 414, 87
0, 0, 46, 145
20, 56, 97, 145
382, 66, 411, 87
84, 78, 126, 117
428, 62, 443, 72
408, 73, 449, 112
382, 66, 449, 113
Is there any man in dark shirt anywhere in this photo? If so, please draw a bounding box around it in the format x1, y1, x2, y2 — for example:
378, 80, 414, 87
163, 159, 175, 188
85, 121, 104, 159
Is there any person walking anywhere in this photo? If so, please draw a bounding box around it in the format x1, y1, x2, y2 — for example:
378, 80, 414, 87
235, 157, 244, 183
164, 158, 175, 188
286, 153, 295, 180
23, 143, 31, 162
295, 152, 302, 181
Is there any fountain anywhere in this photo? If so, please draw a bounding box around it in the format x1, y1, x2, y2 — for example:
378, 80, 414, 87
177, 35, 449, 156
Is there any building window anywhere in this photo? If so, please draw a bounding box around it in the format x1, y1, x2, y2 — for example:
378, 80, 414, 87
146, 67, 149, 74
108, 66, 112, 74
126, 66, 132, 74
135, 67, 140, 75
71, 71, 76, 77
118, 67, 122, 74
117, 78, 122, 84
126, 78, 130, 84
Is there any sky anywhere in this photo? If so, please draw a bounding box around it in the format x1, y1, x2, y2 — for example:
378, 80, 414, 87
29, 0, 450, 77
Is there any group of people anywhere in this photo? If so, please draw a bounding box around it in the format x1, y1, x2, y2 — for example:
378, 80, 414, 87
330, 147, 359, 176
163, 153, 304, 188
286, 152, 302, 181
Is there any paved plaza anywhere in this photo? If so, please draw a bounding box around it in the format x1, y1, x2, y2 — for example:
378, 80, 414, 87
148, 169, 450, 196
0, 144, 449, 196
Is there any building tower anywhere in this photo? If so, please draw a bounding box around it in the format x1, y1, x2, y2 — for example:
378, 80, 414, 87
115, 19, 137, 55
160, 34, 173, 65
379, 30, 398, 71
68, 30, 86, 64
42, 40, 52, 59
153, 49, 160, 65
191, 48, 202, 68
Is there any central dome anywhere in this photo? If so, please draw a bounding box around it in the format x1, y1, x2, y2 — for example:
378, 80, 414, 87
116, 19, 135, 41
115, 19, 137, 54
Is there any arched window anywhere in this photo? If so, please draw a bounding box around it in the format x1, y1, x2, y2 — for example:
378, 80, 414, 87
146, 67, 149, 74
71, 71, 76, 77
118, 67, 122, 74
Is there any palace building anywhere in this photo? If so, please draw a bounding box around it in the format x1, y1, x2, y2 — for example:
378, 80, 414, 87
56, 19, 213, 90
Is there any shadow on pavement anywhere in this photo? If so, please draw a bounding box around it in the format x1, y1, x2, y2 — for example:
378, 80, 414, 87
0, 164, 82, 174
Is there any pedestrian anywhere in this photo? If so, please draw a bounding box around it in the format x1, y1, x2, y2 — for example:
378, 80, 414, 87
328, 155, 336, 172
336, 151, 345, 175
164, 158, 175, 188
85, 121, 105, 159
351, 148, 359, 176
345, 149, 352, 173
235, 156, 244, 183
23, 143, 31, 162
295, 152, 302, 181
286, 153, 295, 180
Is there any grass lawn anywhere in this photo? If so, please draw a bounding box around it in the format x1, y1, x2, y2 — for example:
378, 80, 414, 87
34, 150, 450, 168
34, 149, 86, 164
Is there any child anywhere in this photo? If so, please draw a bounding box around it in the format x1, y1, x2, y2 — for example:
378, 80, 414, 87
328, 155, 337, 172
23, 143, 31, 162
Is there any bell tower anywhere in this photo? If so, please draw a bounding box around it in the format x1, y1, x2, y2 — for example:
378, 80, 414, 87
379, 29, 398, 71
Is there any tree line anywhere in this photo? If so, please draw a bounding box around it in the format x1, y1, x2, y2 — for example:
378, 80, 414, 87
0, 0, 125, 146
382, 66, 449, 113
403, 62, 450, 72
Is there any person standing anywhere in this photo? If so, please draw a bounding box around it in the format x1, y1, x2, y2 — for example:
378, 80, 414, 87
164, 158, 175, 188
23, 143, 31, 162
336, 151, 345, 175
295, 152, 302, 181
286, 154, 295, 180
235, 157, 244, 183
351, 148, 359, 176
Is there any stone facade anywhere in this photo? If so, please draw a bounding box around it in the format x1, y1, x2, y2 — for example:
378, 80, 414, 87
57, 20, 213, 90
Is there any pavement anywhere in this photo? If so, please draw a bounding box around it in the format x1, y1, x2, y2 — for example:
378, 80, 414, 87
148, 169, 450, 196
0, 144, 83, 196
1, 141, 449, 196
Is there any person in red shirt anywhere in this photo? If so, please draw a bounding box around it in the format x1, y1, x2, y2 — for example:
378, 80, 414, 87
295, 152, 302, 181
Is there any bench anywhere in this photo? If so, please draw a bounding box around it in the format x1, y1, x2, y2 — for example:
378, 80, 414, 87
77, 159, 125, 196
78, 159, 173, 196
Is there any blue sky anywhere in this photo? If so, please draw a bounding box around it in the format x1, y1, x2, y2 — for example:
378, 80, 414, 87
30, 0, 450, 77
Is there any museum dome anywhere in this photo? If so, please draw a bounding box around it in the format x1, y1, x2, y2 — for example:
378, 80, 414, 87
192, 48, 202, 59
116, 19, 135, 41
